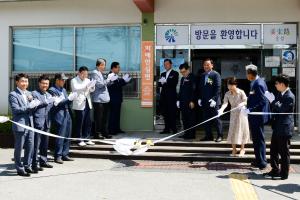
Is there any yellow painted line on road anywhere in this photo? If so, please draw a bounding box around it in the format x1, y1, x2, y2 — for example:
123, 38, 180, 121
229, 173, 258, 200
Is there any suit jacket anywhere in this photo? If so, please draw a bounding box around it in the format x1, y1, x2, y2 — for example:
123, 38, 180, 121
159, 69, 179, 103
178, 73, 196, 106
271, 89, 295, 137
247, 77, 271, 124
32, 89, 53, 129
107, 72, 127, 104
198, 70, 221, 107
48, 86, 72, 126
9, 89, 34, 132
90, 69, 111, 103
71, 76, 95, 110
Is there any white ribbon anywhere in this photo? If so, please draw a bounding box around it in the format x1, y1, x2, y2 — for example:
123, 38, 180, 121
2, 106, 298, 156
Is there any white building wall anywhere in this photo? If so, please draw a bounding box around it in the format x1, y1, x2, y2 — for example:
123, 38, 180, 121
1, 0, 300, 114
155, 0, 300, 23
0, 0, 141, 114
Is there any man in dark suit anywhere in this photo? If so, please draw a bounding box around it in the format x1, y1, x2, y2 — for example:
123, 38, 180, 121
197, 58, 223, 142
177, 63, 196, 139
107, 62, 131, 135
241, 64, 271, 170
32, 74, 54, 170
49, 73, 77, 164
158, 59, 179, 134
263, 74, 295, 180
9, 73, 41, 176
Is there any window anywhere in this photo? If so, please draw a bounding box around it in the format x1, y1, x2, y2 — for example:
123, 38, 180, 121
13, 28, 74, 72
11, 25, 141, 98
76, 26, 141, 71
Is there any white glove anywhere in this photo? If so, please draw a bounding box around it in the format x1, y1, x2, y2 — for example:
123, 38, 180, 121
209, 99, 216, 108
198, 99, 202, 107
45, 96, 56, 104
122, 74, 132, 83
159, 77, 167, 84
53, 96, 64, 106
0, 116, 9, 123
29, 99, 41, 109
87, 80, 96, 89
176, 101, 180, 108
217, 109, 224, 117
241, 106, 250, 116
68, 92, 78, 101
107, 73, 118, 82
264, 91, 275, 103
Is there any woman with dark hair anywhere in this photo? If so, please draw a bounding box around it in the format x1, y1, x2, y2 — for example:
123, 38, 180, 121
218, 77, 250, 157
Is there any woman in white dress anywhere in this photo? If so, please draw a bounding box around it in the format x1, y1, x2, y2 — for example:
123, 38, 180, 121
218, 77, 250, 157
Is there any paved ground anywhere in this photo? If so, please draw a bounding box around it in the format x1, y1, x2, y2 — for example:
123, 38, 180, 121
0, 149, 299, 200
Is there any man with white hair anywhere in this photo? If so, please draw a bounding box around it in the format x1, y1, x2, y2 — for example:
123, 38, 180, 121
241, 64, 271, 170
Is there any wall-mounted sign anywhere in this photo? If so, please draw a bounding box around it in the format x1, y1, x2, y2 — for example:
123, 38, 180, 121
282, 50, 296, 68
156, 25, 189, 46
282, 68, 295, 77
191, 24, 261, 45
265, 56, 280, 67
263, 24, 297, 45
141, 41, 154, 107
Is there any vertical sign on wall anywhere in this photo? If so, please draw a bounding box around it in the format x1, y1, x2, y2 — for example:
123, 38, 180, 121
141, 41, 154, 107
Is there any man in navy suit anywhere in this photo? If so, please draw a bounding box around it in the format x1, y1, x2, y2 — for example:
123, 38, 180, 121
241, 64, 271, 169
177, 63, 196, 139
9, 73, 41, 176
158, 59, 179, 134
264, 74, 295, 180
32, 74, 54, 170
49, 73, 77, 164
107, 62, 131, 135
197, 58, 223, 142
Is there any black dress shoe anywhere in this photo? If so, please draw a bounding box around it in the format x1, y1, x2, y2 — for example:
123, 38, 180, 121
17, 171, 30, 177
117, 130, 125, 134
62, 156, 74, 161
40, 163, 53, 168
97, 135, 105, 139
200, 137, 214, 141
160, 130, 170, 134
102, 134, 112, 139
32, 166, 43, 172
215, 137, 223, 142
55, 158, 64, 164
250, 162, 259, 168
25, 168, 38, 174
263, 170, 280, 178
281, 176, 288, 180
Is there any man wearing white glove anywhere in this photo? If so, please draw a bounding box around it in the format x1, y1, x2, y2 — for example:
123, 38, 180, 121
197, 58, 223, 142
177, 63, 197, 139
48, 73, 74, 164
90, 58, 112, 139
31, 75, 55, 170
158, 59, 179, 134
71, 66, 95, 147
107, 62, 131, 135
245, 64, 270, 170
9, 73, 35, 176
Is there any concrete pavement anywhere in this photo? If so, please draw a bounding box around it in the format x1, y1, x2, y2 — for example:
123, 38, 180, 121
0, 149, 299, 200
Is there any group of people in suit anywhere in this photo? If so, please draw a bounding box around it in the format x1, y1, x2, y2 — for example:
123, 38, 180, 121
9, 58, 131, 177
159, 58, 295, 180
